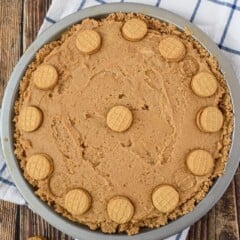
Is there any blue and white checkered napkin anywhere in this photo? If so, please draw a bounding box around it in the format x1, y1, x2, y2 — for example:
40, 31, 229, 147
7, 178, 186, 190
1, 0, 240, 239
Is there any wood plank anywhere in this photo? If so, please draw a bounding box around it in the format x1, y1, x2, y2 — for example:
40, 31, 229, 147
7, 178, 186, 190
0, 201, 18, 240
0, 0, 70, 239
0, 1, 23, 239
207, 205, 216, 240
215, 180, 239, 240
194, 219, 202, 239
0, 0, 23, 103
200, 214, 208, 240
187, 225, 194, 240
23, 0, 52, 51
234, 166, 240, 234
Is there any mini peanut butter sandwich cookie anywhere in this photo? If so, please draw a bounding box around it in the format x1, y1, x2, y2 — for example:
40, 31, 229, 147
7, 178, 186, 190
179, 56, 199, 77
26, 154, 53, 180
186, 149, 214, 176
64, 189, 91, 216
152, 185, 179, 213
159, 36, 186, 62
27, 236, 47, 240
106, 105, 133, 132
196, 106, 224, 133
18, 106, 43, 132
107, 196, 134, 224
191, 72, 218, 97
33, 64, 58, 90
76, 29, 101, 54
121, 18, 148, 41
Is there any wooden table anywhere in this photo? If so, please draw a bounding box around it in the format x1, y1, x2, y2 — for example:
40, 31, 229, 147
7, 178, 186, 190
0, 1, 239, 239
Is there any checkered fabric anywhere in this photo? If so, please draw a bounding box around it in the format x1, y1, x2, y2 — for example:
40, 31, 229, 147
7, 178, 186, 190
1, 0, 240, 239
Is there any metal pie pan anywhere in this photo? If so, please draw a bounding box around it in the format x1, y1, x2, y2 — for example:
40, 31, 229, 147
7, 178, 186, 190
1, 3, 240, 240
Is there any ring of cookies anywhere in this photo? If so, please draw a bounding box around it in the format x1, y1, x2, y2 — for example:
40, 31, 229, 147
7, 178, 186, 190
16, 16, 229, 232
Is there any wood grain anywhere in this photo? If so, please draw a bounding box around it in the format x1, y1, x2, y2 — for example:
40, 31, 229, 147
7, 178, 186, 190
0, 0, 23, 103
234, 165, 240, 232
23, 0, 52, 51
0, 0, 240, 239
216, 181, 239, 240
0, 201, 18, 240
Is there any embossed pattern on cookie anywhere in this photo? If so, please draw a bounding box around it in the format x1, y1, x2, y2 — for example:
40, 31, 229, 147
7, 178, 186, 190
197, 106, 224, 132
107, 196, 134, 224
179, 56, 199, 77
186, 149, 214, 176
18, 106, 43, 132
26, 154, 53, 180
191, 72, 218, 97
122, 18, 148, 41
152, 185, 179, 213
64, 189, 91, 216
49, 173, 70, 197
107, 106, 133, 132
33, 64, 58, 90
174, 168, 196, 191
76, 30, 101, 54
159, 36, 186, 62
